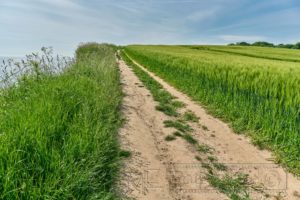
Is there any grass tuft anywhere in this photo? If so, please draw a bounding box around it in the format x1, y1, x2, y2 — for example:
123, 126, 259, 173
201, 125, 209, 131
207, 173, 250, 200
183, 111, 199, 122
173, 131, 183, 137
183, 134, 198, 145
165, 135, 176, 141
197, 144, 212, 154
208, 156, 218, 162
119, 150, 132, 158
156, 104, 178, 117
195, 156, 202, 161
163, 120, 193, 133
213, 162, 228, 171
171, 100, 185, 108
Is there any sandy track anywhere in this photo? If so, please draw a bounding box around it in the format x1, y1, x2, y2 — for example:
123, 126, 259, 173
118, 60, 227, 200
118, 57, 300, 200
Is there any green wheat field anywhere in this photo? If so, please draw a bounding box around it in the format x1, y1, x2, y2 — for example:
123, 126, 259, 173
124, 45, 300, 174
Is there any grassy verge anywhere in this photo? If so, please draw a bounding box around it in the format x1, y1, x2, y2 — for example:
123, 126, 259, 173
0, 43, 122, 199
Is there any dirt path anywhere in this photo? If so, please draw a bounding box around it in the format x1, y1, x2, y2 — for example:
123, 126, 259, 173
118, 57, 300, 200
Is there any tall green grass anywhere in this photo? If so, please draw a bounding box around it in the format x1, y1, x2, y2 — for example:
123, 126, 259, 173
0, 43, 122, 199
124, 45, 300, 175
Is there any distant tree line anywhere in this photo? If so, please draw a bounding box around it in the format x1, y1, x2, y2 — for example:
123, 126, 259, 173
228, 41, 300, 49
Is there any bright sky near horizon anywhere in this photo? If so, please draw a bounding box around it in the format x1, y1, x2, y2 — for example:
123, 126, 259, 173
0, 0, 300, 56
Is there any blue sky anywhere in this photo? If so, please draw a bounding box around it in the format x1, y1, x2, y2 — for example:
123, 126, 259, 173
0, 0, 300, 56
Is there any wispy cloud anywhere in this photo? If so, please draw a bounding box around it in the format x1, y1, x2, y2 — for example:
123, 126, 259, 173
186, 8, 219, 22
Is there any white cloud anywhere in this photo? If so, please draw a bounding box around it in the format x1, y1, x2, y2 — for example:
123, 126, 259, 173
219, 35, 266, 42
187, 8, 219, 22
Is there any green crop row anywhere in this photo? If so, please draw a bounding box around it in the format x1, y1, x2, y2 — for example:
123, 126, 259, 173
185, 45, 300, 62
124, 45, 300, 175
0, 43, 122, 199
